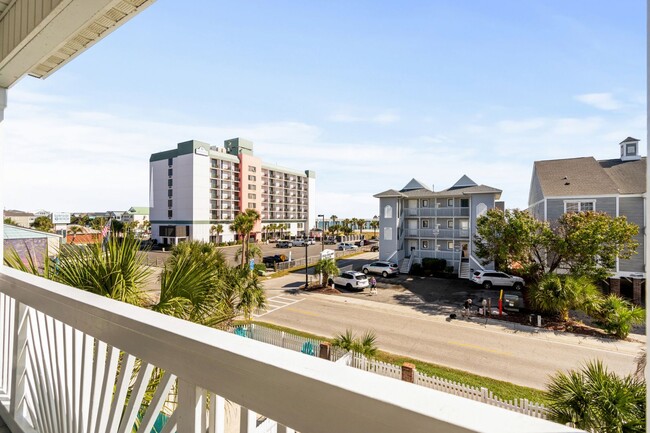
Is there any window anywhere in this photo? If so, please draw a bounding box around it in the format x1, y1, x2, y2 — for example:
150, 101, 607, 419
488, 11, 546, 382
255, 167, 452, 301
447, 220, 453, 228
422, 220, 429, 228
168, 190, 173, 198
447, 199, 454, 206
447, 241, 454, 250
248, 184, 256, 190
248, 175, 256, 181
249, 166, 256, 172
168, 210, 173, 219
460, 199, 469, 208
168, 179, 173, 187
422, 199, 428, 207
248, 193, 256, 199
168, 158, 173, 166
168, 199, 172, 208
248, 203, 256, 209
564, 201, 595, 213
422, 240, 429, 249
384, 205, 393, 219
626, 144, 636, 155
383, 227, 393, 240
168, 168, 173, 177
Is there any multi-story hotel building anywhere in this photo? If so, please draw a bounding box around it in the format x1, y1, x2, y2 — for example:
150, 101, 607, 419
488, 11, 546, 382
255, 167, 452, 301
150, 138, 315, 245
374, 176, 503, 278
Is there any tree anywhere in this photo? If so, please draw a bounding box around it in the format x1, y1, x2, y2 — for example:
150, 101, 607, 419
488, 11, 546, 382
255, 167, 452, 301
546, 360, 645, 432
90, 217, 106, 231
313, 258, 339, 287
110, 219, 125, 236
210, 224, 223, 243
67, 225, 84, 244
55, 234, 151, 305
330, 215, 338, 226
550, 211, 639, 281
230, 209, 260, 267
235, 243, 263, 268
4, 217, 17, 225
31, 216, 54, 232
528, 274, 602, 321
370, 217, 379, 237
595, 295, 645, 339
332, 329, 378, 358
475, 209, 640, 281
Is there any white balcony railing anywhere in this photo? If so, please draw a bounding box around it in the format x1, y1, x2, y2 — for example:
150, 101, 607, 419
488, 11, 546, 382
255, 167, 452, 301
0, 269, 575, 433
404, 207, 470, 217
415, 250, 462, 261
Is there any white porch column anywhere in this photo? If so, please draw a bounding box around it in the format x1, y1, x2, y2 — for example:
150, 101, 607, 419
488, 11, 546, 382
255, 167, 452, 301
0, 87, 6, 266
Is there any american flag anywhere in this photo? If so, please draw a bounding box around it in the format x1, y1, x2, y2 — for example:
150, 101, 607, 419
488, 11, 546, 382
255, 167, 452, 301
101, 219, 111, 238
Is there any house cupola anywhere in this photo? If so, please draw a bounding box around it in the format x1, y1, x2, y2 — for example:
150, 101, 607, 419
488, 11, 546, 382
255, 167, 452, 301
619, 137, 641, 161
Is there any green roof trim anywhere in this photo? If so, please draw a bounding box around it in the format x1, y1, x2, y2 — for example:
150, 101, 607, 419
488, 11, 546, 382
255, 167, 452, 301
128, 207, 149, 215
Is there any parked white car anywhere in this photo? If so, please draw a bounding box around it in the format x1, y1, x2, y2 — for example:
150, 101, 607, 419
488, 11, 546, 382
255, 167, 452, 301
293, 238, 315, 246
337, 242, 358, 251
471, 270, 524, 290
362, 261, 399, 277
328, 271, 369, 291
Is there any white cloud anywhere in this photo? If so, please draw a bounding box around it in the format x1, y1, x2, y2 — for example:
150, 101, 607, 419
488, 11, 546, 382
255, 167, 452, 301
574, 92, 622, 110
3, 90, 646, 217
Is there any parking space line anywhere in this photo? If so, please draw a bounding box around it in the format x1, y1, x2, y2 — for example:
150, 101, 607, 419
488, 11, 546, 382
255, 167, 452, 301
254, 295, 306, 318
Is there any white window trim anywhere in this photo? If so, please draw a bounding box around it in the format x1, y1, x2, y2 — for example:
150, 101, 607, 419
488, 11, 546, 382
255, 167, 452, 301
422, 220, 429, 228
447, 241, 454, 250
422, 200, 428, 207
447, 220, 453, 228
422, 240, 429, 249
447, 199, 454, 206
563, 200, 596, 213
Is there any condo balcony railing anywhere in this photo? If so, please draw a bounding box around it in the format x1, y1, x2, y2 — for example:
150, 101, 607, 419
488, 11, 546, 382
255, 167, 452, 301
0, 268, 577, 433
405, 228, 470, 238
405, 207, 470, 217
414, 249, 462, 261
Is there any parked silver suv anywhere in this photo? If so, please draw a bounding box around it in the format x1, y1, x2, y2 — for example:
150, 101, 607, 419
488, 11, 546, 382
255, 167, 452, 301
471, 270, 524, 290
362, 261, 399, 277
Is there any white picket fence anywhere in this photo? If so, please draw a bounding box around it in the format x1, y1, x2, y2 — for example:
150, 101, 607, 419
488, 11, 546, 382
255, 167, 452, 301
348, 353, 549, 419
231, 326, 549, 420
232, 323, 322, 356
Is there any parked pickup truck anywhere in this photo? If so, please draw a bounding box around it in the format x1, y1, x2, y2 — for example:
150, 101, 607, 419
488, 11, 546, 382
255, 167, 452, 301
263, 255, 288, 267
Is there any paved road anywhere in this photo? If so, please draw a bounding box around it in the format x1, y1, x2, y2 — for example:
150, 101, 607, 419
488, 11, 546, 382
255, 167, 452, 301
260, 268, 642, 390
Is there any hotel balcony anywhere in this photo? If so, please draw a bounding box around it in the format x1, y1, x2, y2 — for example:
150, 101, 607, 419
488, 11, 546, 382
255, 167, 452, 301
0, 269, 576, 433
405, 228, 470, 239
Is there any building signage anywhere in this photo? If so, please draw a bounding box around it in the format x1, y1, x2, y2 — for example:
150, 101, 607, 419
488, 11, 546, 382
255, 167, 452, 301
195, 146, 209, 156
51, 212, 71, 224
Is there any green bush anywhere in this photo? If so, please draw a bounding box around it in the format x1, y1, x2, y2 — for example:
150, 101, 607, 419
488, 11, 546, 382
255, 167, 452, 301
253, 263, 266, 275
445, 266, 454, 274
595, 295, 645, 339
422, 258, 446, 272
410, 263, 422, 275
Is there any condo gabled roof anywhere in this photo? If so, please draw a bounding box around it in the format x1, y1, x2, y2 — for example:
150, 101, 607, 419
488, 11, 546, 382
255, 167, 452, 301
533, 156, 646, 197
400, 178, 430, 192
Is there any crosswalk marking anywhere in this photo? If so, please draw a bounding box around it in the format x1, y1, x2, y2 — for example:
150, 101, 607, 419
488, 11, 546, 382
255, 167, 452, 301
254, 295, 306, 318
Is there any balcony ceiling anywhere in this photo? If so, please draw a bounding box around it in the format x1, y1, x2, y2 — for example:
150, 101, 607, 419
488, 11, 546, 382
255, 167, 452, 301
0, 0, 156, 88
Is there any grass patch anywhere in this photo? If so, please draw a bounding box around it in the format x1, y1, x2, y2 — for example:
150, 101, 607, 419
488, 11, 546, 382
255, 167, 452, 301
250, 321, 549, 404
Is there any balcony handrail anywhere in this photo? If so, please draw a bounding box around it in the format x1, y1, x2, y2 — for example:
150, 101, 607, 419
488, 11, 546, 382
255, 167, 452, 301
0, 268, 575, 433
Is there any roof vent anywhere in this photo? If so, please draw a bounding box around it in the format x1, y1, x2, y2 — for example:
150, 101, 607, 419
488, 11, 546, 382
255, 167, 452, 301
620, 137, 641, 162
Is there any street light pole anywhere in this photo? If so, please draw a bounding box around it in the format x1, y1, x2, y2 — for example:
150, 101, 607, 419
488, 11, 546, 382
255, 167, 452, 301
305, 219, 309, 290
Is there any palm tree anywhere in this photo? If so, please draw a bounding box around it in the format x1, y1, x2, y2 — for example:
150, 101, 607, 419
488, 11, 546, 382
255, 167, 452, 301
371, 217, 379, 237
31, 216, 54, 232
595, 295, 645, 339
528, 274, 602, 321
55, 234, 151, 305
210, 224, 223, 243
313, 258, 339, 287
219, 266, 266, 322
332, 329, 378, 358
546, 360, 645, 432
235, 243, 263, 268
330, 215, 338, 226
230, 209, 261, 267
67, 225, 84, 244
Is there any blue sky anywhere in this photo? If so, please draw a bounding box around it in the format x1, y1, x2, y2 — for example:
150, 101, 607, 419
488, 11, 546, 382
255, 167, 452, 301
4, 0, 646, 217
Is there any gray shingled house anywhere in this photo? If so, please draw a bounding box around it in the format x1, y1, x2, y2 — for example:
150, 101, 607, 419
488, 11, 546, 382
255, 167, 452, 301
528, 137, 646, 303
374, 176, 503, 278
